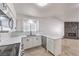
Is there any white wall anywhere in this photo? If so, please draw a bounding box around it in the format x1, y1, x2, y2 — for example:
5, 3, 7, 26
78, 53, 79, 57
16, 15, 39, 32
16, 16, 23, 31
39, 18, 64, 39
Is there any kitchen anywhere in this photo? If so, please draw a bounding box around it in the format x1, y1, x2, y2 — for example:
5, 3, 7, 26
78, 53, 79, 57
0, 3, 79, 56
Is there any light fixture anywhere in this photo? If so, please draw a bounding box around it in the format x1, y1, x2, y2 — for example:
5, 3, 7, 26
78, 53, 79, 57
36, 3, 48, 7
28, 20, 34, 24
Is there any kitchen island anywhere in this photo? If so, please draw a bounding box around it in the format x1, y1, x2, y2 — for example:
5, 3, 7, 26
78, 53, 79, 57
0, 32, 26, 56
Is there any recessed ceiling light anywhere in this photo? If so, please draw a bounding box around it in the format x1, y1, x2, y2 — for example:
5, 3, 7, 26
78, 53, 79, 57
36, 3, 48, 7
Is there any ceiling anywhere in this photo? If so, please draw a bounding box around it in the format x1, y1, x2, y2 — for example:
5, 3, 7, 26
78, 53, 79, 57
14, 3, 79, 21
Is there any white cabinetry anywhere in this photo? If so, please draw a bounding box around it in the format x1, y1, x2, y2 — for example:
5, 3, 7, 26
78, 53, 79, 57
0, 3, 16, 19
23, 37, 33, 49
23, 36, 41, 50
47, 38, 62, 56
47, 38, 54, 54
0, 3, 3, 10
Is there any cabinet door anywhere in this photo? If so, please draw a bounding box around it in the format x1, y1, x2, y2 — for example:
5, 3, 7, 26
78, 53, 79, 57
34, 36, 41, 46
0, 3, 2, 9
23, 38, 32, 49
23, 36, 41, 50
32, 37, 37, 47
0, 3, 3, 10
47, 38, 54, 54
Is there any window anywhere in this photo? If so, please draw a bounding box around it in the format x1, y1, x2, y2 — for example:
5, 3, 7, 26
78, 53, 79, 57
23, 19, 39, 35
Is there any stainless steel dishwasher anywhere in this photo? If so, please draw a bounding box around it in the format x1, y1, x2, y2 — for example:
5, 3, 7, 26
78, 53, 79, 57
41, 36, 47, 49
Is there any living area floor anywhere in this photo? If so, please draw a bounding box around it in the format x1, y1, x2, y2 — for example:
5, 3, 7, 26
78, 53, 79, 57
24, 46, 53, 56
61, 38, 79, 56
23, 38, 79, 56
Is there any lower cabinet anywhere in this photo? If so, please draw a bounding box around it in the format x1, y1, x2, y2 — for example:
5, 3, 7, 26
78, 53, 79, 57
23, 36, 42, 50
23, 37, 33, 49
47, 38, 54, 54
47, 38, 62, 56
23, 35, 62, 56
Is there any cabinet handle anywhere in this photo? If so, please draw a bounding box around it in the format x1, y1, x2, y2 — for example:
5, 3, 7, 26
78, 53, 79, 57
26, 39, 29, 41
36, 38, 38, 40
21, 51, 24, 56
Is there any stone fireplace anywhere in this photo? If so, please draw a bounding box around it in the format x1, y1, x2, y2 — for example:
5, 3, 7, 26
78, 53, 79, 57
64, 22, 79, 39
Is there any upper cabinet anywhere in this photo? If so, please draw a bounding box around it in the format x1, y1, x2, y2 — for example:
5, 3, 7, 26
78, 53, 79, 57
0, 3, 16, 19
0, 3, 16, 31
6, 3, 16, 19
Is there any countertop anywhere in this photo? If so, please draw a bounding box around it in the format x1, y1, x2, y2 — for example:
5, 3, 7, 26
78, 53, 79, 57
40, 34, 63, 40
0, 32, 63, 46
0, 35, 26, 46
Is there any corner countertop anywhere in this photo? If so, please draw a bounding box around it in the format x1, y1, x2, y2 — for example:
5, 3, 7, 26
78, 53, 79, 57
40, 34, 63, 40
